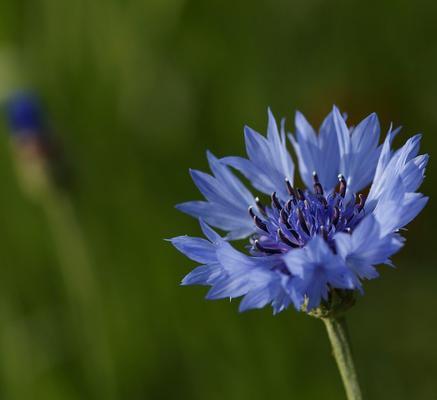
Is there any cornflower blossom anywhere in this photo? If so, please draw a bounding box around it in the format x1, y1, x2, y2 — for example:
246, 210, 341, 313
171, 106, 428, 314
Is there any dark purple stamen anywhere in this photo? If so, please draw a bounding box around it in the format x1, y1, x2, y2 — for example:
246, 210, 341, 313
271, 192, 282, 210
254, 240, 282, 254
285, 199, 293, 213
332, 206, 340, 226
297, 189, 305, 201
248, 170, 367, 257
314, 182, 324, 196
320, 225, 328, 241
280, 208, 292, 229
357, 194, 366, 212
289, 229, 300, 241
277, 228, 299, 248
249, 207, 269, 232
319, 195, 328, 207
297, 208, 310, 235
254, 216, 268, 232
255, 196, 266, 214
338, 174, 347, 197
285, 178, 295, 197
312, 172, 324, 194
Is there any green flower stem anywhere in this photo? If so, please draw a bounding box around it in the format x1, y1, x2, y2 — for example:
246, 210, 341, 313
323, 316, 362, 400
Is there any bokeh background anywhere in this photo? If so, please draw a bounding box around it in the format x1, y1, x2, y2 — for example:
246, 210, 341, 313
0, 1, 436, 399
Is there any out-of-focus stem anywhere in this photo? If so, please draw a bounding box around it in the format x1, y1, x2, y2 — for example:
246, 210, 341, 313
12, 146, 116, 399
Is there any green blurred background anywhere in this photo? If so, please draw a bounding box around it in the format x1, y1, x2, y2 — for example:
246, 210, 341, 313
0, 0, 436, 399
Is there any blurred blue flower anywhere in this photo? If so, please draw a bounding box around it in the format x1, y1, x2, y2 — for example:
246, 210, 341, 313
171, 106, 428, 313
5, 91, 72, 190
6, 92, 45, 136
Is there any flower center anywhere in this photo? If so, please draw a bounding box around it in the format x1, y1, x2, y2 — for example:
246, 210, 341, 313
248, 173, 366, 255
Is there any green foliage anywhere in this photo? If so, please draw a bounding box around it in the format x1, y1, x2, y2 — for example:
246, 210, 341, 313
0, 0, 436, 399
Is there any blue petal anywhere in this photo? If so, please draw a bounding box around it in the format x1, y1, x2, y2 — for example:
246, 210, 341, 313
206, 271, 253, 299
371, 124, 401, 186
333, 106, 381, 195
283, 236, 356, 310
271, 289, 294, 314
289, 110, 340, 191
281, 277, 304, 311
176, 152, 255, 239
400, 154, 428, 193
222, 155, 272, 194
373, 190, 429, 236
238, 282, 281, 312
206, 240, 290, 311
367, 134, 425, 209
182, 263, 222, 286
206, 259, 272, 300
267, 109, 295, 186
335, 215, 404, 280
176, 201, 254, 239
318, 111, 341, 189
206, 151, 254, 206
365, 133, 428, 234
170, 235, 217, 264
222, 109, 294, 201
396, 193, 429, 228
289, 111, 319, 190
199, 218, 221, 243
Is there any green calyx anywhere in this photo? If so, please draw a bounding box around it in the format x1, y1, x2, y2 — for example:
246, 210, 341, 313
305, 289, 357, 319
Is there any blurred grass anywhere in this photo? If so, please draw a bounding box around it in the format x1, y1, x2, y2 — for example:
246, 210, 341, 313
0, 0, 436, 399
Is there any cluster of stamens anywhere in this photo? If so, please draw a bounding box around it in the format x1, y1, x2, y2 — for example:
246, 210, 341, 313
248, 172, 366, 256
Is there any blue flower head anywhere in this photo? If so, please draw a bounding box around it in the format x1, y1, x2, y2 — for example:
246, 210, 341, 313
6, 92, 46, 136
171, 106, 428, 314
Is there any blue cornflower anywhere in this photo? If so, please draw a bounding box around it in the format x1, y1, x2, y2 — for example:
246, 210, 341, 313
171, 106, 428, 314
6, 92, 46, 136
